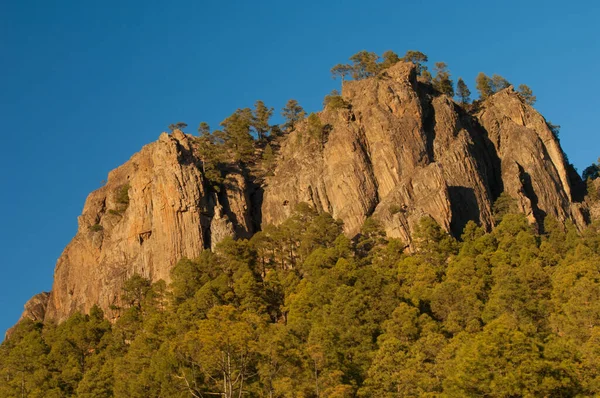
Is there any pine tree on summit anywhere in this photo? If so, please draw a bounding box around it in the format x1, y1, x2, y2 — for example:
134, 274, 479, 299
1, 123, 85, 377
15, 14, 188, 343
402, 50, 429, 75
456, 78, 471, 104
281, 99, 305, 132
380, 50, 401, 69
517, 84, 536, 105
220, 108, 255, 162
432, 62, 454, 97
476, 72, 494, 99
253, 100, 273, 141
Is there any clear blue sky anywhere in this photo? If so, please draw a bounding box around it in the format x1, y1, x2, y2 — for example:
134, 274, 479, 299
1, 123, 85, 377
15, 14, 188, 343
1, 0, 599, 335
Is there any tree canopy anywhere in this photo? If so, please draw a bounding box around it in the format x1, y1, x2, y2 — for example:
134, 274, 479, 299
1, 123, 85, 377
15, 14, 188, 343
4, 203, 600, 397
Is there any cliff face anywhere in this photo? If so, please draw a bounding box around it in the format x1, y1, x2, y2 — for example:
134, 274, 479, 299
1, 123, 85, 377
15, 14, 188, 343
44, 130, 254, 323
13, 61, 587, 326
262, 62, 587, 245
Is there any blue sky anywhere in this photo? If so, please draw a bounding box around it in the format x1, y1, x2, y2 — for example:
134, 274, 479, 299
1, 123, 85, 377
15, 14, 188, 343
1, 0, 599, 335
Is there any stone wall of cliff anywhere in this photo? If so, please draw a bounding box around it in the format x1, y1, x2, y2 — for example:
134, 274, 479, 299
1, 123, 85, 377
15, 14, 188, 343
12, 61, 589, 326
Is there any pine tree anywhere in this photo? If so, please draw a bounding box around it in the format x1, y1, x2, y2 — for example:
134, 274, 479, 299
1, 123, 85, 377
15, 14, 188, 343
491, 74, 511, 92
456, 78, 471, 104
348, 50, 380, 79
401, 50, 429, 75
517, 84, 536, 105
330, 63, 352, 82
220, 108, 255, 162
196, 122, 223, 185
432, 62, 454, 96
281, 99, 305, 132
253, 100, 273, 141
476, 72, 494, 99
380, 50, 400, 69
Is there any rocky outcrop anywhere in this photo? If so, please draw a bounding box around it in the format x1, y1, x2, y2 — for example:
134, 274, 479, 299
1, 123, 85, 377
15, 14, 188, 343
16, 60, 588, 327
44, 131, 253, 323
261, 61, 587, 245
5, 292, 50, 339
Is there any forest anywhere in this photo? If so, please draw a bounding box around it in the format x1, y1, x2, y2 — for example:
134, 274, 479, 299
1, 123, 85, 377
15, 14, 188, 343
4, 199, 600, 397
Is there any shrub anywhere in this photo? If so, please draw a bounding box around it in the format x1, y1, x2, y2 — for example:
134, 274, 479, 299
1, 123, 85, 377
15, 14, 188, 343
323, 90, 349, 110
116, 183, 130, 206
389, 204, 403, 215
90, 223, 103, 232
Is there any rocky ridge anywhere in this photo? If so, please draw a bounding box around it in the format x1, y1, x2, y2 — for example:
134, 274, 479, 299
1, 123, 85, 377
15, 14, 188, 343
14, 61, 589, 326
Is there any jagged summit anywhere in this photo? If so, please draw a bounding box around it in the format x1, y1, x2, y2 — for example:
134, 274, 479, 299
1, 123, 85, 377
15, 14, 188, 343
263, 61, 586, 243
15, 61, 588, 326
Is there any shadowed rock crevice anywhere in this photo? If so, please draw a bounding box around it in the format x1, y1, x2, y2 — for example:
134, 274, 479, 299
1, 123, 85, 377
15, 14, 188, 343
416, 83, 437, 164
448, 186, 480, 237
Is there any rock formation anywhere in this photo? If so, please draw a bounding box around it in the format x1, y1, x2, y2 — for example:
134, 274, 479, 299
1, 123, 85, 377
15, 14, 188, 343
262, 62, 587, 245
44, 130, 254, 323
12, 61, 588, 326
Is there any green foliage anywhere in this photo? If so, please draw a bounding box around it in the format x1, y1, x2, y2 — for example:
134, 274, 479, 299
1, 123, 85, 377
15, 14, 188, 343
456, 77, 471, 104
330, 63, 352, 81
476, 72, 494, 99
380, 50, 400, 69
388, 204, 403, 215
518, 83, 536, 105
115, 183, 130, 206
492, 192, 518, 223
547, 121, 561, 139
253, 100, 274, 141
323, 89, 349, 110
402, 50, 429, 75
220, 108, 256, 162
89, 223, 103, 232
7, 206, 600, 396
432, 61, 454, 96
196, 121, 225, 187
474, 72, 513, 101
281, 99, 305, 132
491, 73, 511, 91
168, 122, 187, 132
348, 50, 380, 79
306, 112, 323, 142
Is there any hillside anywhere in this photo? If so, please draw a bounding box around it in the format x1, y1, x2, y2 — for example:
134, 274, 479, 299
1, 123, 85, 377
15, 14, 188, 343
12, 60, 588, 326
3, 54, 600, 397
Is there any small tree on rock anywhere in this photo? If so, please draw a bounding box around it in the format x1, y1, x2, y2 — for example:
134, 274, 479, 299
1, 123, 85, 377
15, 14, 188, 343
491, 74, 511, 92
282, 99, 306, 132
432, 62, 454, 97
349, 50, 380, 80
331, 64, 352, 82
476, 72, 494, 100
456, 78, 471, 104
380, 50, 401, 70
168, 122, 188, 132
253, 100, 274, 141
401, 50, 429, 75
517, 84, 536, 106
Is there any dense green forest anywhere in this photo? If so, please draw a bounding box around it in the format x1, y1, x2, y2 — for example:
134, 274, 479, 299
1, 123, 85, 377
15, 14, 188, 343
4, 201, 600, 397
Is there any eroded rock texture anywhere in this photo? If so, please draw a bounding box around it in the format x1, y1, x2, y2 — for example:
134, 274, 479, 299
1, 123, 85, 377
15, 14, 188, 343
21, 61, 587, 326
44, 131, 253, 322
261, 62, 586, 245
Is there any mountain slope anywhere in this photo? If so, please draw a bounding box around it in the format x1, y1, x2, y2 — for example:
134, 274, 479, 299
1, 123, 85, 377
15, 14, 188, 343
13, 61, 588, 326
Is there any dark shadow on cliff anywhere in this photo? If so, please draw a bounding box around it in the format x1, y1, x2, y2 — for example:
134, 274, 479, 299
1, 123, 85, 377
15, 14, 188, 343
416, 82, 437, 163
448, 186, 480, 238
457, 107, 505, 204
517, 163, 547, 232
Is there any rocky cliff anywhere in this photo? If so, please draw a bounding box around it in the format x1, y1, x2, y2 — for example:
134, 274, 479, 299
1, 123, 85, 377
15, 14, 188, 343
43, 130, 255, 323
13, 61, 588, 326
262, 62, 587, 244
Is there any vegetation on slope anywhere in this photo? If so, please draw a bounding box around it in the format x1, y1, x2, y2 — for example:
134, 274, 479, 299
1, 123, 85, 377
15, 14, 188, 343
4, 202, 600, 397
